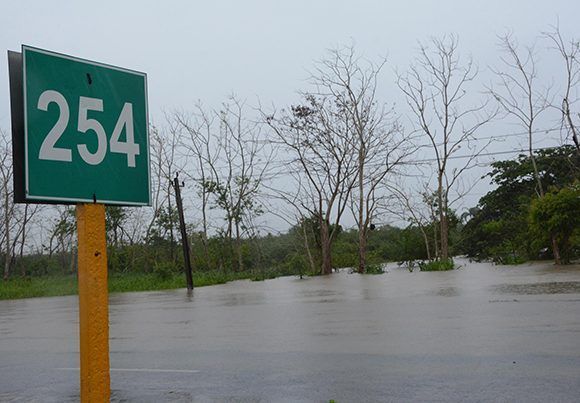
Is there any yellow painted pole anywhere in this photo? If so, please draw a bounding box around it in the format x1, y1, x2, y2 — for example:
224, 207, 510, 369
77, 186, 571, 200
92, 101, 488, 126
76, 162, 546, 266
76, 203, 110, 402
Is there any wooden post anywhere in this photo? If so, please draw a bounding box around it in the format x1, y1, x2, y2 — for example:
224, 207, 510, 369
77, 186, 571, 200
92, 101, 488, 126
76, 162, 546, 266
173, 174, 194, 290
76, 203, 110, 402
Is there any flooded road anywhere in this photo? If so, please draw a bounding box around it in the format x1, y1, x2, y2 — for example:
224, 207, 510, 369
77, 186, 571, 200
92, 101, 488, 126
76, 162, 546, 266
1, 259, 580, 402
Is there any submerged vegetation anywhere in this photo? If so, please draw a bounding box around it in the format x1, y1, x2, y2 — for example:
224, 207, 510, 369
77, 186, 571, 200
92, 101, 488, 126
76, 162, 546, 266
419, 259, 455, 272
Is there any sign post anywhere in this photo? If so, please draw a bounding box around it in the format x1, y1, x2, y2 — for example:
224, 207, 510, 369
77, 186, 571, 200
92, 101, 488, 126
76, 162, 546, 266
77, 204, 109, 401
9, 45, 150, 402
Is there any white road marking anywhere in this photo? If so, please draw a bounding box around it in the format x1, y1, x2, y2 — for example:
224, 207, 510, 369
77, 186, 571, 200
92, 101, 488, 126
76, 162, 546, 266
57, 368, 200, 374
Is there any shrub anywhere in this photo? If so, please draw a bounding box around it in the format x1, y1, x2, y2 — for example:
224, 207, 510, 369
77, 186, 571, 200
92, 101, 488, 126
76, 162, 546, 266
491, 252, 526, 265
419, 259, 454, 271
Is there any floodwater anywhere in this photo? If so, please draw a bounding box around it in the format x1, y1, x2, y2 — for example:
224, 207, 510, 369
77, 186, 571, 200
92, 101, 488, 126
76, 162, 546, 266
1, 259, 580, 402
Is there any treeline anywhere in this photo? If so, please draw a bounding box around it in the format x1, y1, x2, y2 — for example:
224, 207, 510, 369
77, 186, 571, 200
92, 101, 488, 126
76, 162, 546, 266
12, 219, 442, 280
5, 145, 578, 281
1, 25, 580, 282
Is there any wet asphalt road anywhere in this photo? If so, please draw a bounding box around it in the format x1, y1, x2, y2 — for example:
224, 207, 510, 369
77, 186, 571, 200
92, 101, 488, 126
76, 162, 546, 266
1, 259, 580, 402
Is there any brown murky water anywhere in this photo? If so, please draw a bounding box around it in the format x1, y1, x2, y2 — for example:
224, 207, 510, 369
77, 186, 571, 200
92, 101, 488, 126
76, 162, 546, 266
1, 259, 579, 402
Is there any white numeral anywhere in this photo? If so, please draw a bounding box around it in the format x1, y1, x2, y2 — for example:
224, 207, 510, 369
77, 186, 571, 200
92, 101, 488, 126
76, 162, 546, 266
77, 96, 107, 165
37, 90, 72, 162
110, 103, 140, 167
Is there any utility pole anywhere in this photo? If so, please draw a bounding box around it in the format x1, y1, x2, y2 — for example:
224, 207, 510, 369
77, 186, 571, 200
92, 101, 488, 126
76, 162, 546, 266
172, 173, 194, 290
167, 182, 175, 264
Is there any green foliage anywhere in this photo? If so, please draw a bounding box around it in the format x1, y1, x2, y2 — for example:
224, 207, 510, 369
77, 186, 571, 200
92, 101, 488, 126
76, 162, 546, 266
460, 145, 579, 263
148, 206, 179, 244
367, 225, 429, 263
152, 261, 179, 280
529, 183, 580, 264
0, 275, 77, 300
419, 259, 455, 271
331, 229, 358, 268
284, 253, 309, 277
0, 270, 288, 300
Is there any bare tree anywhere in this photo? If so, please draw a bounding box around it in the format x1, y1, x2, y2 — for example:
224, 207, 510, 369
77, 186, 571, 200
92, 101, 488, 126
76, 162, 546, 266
177, 97, 270, 272
210, 97, 270, 271
173, 103, 220, 265
397, 35, 494, 261
543, 24, 580, 154
266, 92, 359, 275
307, 46, 412, 272
488, 32, 562, 264
147, 124, 181, 261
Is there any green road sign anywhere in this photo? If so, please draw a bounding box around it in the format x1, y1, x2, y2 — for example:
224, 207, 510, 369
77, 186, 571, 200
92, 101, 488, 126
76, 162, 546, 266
22, 46, 150, 205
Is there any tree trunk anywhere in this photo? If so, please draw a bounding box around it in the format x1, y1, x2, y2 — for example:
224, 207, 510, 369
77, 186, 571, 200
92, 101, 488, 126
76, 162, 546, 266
357, 144, 366, 273
551, 236, 562, 265
419, 226, 432, 261
226, 218, 234, 272
320, 221, 333, 275
433, 221, 439, 259
440, 214, 449, 260
201, 196, 210, 266
235, 221, 243, 272
19, 204, 29, 277
358, 228, 367, 273
437, 176, 449, 260
301, 222, 316, 273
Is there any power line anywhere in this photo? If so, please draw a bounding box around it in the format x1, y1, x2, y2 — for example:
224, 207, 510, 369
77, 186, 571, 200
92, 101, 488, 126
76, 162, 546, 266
172, 145, 566, 184
413, 127, 561, 149
402, 146, 560, 164
176, 129, 564, 175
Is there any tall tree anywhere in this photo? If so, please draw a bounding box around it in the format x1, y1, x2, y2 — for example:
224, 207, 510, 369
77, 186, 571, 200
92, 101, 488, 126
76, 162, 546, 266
397, 35, 494, 261
266, 94, 358, 275
179, 97, 270, 271
488, 32, 562, 263
309, 46, 411, 273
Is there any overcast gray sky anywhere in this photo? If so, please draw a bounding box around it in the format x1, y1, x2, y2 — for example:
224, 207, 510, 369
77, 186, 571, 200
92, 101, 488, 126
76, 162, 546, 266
2, 0, 578, 124
1, 0, 578, 231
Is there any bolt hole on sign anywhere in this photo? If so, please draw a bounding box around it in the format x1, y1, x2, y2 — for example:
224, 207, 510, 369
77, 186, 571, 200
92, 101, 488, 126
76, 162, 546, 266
20, 45, 150, 206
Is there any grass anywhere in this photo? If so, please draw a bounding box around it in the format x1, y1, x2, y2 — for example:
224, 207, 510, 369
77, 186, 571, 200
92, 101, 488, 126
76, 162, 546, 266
0, 275, 78, 300
0, 270, 265, 300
